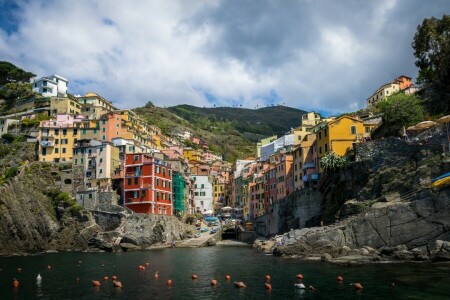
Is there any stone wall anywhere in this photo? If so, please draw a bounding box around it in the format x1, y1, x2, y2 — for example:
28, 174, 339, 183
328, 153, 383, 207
254, 187, 323, 237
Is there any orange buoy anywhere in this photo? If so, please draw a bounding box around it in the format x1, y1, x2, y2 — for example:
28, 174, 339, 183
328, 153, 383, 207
112, 275, 118, 281
225, 275, 231, 280
337, 276, 344, 282
154, 271, 159, 279
167, 279, 173, 286
351, 283, 363, 290
192, 274, 198, 279
47, 265, 52, 270
113, 281, 122, 288
12, 278, 19, 288
138, 265, 145, 270
296, 274, 303, 280
265, 282, 272, 290
265, 274, 271, 281
234, 281, 246, 288
103, 276, 109, 281
92, 280, 101, 287
211, 279, 217, 286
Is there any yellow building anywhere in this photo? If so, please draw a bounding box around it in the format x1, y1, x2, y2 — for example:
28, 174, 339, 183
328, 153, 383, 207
50, 97, 82, 115
315, 116, 367, 171
77, 93, 117, 119
79, 119, 100, 140
38, 114, 84, 162
183, 147, 204, 162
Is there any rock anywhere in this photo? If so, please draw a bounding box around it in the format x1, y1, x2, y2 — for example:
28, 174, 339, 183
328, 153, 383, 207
119, 243, 140, 251
348, 249, 362, 256
430, 252, 450, 262
360, 248, 370, 256
362, 246, 378, 255
340, 246, 351, 256
394, 250, 414, 261
207, 238, 217, 246
321, 253, 332, 262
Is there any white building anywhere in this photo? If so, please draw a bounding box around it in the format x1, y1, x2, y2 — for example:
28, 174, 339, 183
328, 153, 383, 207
32, 74, 68, 97
0, 118, 19, 135
191, 175, 213, 214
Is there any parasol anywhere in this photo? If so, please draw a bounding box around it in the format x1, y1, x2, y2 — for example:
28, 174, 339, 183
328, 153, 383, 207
415, 121, 437, 129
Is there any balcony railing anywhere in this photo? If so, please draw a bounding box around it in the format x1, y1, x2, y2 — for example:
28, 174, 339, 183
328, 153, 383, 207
41, 133, 54, 138
40, 141, 54, 148
302, 162, 316, 170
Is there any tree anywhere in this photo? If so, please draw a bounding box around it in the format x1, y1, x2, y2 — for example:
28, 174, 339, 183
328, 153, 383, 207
0, 61, 36, 85
412, 15, 450, 114
320, 152, 349, 172
376, 92, 425, 136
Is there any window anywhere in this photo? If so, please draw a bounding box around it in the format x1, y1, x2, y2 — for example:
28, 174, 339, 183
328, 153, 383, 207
162, 181, 166, 188
134, 178, 138, 185
325, 143, 328, 152
55, 129, 59, 135
99, 169, 103, 174
134, 191, 138, 198
142, 190, 146, 198
318, 132, 322, 140
156, 166, 160, 173
102, 128, 106, 132
55, 148, 59, 153
102, 135, 106, 140
82, 129, 86, 135
75, 159, 77, 164
134, 155, 139, 161
74, 129, 78, 135
319, 146, 322, 154
201, 184, 204, 188
162, 168, 166, 176
365, 126, 371, 133
194, 184, 197, 189
156, 192, 160, 200
55, 139, 59, 144
168, 170, 171, 176
128, 178, 131, 185
63, 129, 67, 135
62, 148, 66, 154
351, 126, 357, 134
195, 192, 199, 196
324, 128, 328, 137
200, 192, 206, 196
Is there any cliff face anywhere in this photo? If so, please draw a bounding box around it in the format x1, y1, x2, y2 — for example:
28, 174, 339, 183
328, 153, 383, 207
0, 162, 94, 255
254, 138, 450, 262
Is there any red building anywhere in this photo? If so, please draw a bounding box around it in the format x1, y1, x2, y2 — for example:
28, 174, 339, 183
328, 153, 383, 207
123, 153, 172, 215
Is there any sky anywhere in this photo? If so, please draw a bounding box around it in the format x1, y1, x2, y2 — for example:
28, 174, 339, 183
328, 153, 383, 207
0, 0, 448, 115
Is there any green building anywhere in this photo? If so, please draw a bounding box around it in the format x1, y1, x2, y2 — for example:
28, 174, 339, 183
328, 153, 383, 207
172, 172, 185, 216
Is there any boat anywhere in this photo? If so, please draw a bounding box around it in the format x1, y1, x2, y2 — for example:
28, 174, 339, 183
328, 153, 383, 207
431, 172, 450, 188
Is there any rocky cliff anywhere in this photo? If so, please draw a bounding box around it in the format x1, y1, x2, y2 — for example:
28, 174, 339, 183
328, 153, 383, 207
254, 138, 450, 262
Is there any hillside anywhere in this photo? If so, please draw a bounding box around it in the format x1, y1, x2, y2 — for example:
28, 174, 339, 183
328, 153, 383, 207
134, 104, 306, 161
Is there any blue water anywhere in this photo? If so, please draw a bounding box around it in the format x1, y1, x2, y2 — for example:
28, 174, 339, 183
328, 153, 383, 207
0, 246, 449, 299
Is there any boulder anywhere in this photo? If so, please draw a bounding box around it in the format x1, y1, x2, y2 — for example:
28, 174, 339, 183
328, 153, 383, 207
321, 253, 333, 262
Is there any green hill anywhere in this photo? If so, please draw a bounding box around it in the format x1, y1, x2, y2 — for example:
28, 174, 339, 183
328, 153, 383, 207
135, 104, 306, 162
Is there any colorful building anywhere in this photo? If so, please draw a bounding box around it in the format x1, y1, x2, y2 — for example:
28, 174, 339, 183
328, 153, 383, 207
50, 97, 82, 115
275, 154, 293, 201
315, 116, 366, 172
38, 114, 84, 162
366, 75, 414, 108
72, 139, 121, 196
123, 153, 172, 215
77, 93, 116, 119
191, 175, 213, 214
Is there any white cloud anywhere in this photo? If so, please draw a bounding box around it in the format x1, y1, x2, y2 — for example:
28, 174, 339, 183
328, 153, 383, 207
0, 0, 448, 113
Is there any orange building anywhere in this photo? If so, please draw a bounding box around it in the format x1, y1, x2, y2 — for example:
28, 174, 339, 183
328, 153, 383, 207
123, 153, 172, 215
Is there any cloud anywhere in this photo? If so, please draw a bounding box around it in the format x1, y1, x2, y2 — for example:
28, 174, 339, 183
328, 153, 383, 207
0, 0, 448, 114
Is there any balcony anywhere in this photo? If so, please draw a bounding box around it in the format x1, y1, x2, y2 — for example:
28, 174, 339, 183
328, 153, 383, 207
125, 172, 141, 177
302, 162, 316, 170
309, 173, 319, 181
41, 133, 54, 138
40, 141, 54, 148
